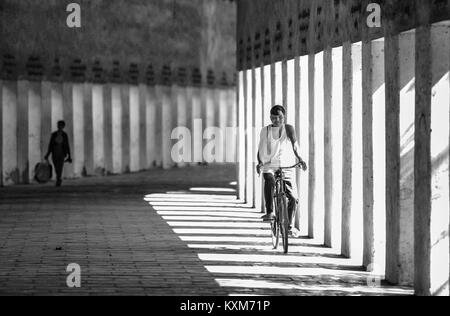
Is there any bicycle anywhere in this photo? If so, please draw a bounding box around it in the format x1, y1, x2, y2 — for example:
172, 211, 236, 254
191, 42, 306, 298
270, 162, 304, 254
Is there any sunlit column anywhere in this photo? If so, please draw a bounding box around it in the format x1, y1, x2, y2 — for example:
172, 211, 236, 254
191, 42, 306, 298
254, 67, 263, 213
329, 47, 344, 251
237, 71, 246, 201
17, 80, 29, 183
129, 85, 140, 172
245, 69, 254, 206
161, 85, 173, 169
298, 55, 310, 235
1, 81, 18, 185
92, 84, 105, 175
308, 53, 315, 238
111, 84, 122, 174
274, 61, 283, 106
191, 85, 203, 166
103, 84, 113, 175
84, 83, 94, 176
72, 83, 85, 178
362, 38, 386, 272
138, 84, 147, 171
341, 42, 352, 258
27, 81, 42, 182
145, 85, 157, 169
121, 84, 130, 173
41, 81, 52, 167
313, 51, 325, 244
324, 48, 333, 247
415, 22, 450, 296
263, 65, 272, 126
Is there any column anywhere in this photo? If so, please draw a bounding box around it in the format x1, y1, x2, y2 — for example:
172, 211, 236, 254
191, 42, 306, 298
121, 84, 130, 173
415, 22, 450, 296
191, 86, 202, 166
62, 83, 74, 179
84, 83, 94, 176
41, 81, 52, 164
139, 84, 147, 171
145, 85, 157, 168
161, 85, 172, 169
263, 65, 272, 126
313, 51, 325, 243
154, 85, 163, 168
351, 42, 363, 263
341, 42, 353, 258
245, 69, 254, 206
254, 67, 263, 213
385, 30, 416, 285
129, 85, 140, 172
111, 84, 122, 174
429, 23, 450, 296
308, 53, 316, 238
274, 61, 283, 106
331, 47, 344, 251
175, 85, 188, 167
72, 83, 85, 178
324, 48, 333, 247
298, 55, 310, 235
28, 81, 42, 182
237, 71, 246, 201
104, 84, 113, 175
17, 80, 29, 183
92, 84, 105, 175
362, 38, 386, 270
1, 81, 18, 185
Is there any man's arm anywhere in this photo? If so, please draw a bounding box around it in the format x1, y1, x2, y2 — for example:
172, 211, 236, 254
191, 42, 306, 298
286, 125, 307, 170
64, 133, 72, 162
44, 134, 54, 160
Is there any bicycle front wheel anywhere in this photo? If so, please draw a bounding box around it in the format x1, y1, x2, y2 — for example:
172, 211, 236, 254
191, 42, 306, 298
271, 200, 280, 249
279, 196, 289, 254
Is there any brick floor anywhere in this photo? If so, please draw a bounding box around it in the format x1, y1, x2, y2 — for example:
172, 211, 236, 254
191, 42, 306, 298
0, 164, 413, 296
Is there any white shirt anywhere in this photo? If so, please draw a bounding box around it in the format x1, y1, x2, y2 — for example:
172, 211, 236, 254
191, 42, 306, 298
258, 124, 297, 174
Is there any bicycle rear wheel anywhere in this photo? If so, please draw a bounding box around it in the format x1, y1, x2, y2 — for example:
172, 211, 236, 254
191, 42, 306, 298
271, 200, 280, 249
279, 195, 289, 254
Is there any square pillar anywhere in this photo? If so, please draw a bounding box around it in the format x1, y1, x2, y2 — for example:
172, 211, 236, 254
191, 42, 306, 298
92, 84, 105, 175
72, 83, 85, 178
129, 85, 140, 172
104, 84, 113, 175
121, 85, 130, 173
84, 83, 94, 176
1, 81, 18, 185
237, 71, 246, 201
145, 85, 157, 168
253, 67, 263, 213
245, 69, 254, 206
138, 84, 147, 171
111, 84, 123, 174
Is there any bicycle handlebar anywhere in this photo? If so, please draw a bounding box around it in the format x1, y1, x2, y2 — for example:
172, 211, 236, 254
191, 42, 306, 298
277, 162, 304, 170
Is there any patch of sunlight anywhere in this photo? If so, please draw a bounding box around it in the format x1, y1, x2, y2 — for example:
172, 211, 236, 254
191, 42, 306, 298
145, 193, 237, 200
229, 181, 237, 186
215, 279, 413, 295
190, 187, 236, 193
186, 244, 342, 255
167, 221, 267, 228
173, 229, 269, 236
198, 253, 357, 266
152, 206, 259, 213
148, 201, 244, 207
179, 236, 307, 244
156, 211, 261, 218
205, 265, 362, 277
163, 216, 261, 222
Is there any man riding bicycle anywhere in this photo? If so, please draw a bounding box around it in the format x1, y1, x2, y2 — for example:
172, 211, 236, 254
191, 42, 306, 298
256, 105, 307, 236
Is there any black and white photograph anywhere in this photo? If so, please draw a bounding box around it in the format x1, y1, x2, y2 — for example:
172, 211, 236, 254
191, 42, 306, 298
0, 0, 449, 300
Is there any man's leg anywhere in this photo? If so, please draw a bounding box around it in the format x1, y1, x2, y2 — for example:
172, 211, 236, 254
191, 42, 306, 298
284, 178, 299, 231
262, 173, 275, 220
52, 158, 64, 186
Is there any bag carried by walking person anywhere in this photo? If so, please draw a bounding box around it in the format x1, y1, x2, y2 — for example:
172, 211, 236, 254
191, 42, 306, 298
34, 161, 53, 184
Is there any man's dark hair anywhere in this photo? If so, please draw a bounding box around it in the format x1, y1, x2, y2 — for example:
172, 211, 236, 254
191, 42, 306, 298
270, 105, 286, 116
57, 120, 66, 128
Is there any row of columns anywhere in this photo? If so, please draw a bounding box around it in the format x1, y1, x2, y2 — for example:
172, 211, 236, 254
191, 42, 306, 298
237, 22, 450, 295
1, 81, 236, 185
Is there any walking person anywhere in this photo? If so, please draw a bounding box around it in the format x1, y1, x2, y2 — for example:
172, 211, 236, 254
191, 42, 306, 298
44, 120, 72, 187
256, 105, 307, 236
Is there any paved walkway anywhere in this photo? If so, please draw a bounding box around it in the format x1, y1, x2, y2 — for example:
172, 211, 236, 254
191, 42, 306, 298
0, 165, 413, 296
